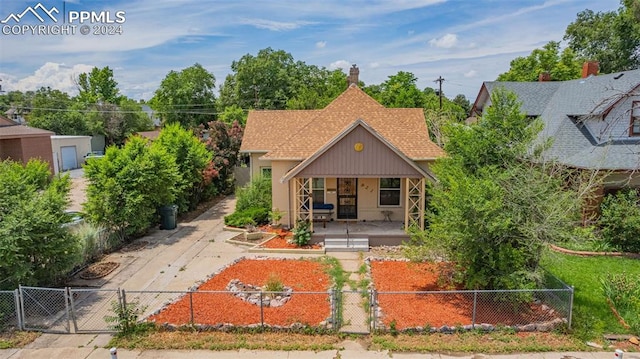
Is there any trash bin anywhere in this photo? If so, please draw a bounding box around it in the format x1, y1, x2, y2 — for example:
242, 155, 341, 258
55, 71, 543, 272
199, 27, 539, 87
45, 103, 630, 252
160, 205, 178, 230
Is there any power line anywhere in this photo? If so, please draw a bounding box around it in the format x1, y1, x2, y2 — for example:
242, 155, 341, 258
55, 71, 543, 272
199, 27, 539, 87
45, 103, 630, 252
434, 76, 445, 110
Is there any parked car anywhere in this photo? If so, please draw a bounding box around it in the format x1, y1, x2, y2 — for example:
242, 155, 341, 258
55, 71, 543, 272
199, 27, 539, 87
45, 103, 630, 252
84, 151, 105, 162
62, 210, 85, 228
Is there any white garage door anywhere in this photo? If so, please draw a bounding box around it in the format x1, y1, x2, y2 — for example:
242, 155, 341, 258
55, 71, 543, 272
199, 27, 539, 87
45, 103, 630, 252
60, 146, 78, 171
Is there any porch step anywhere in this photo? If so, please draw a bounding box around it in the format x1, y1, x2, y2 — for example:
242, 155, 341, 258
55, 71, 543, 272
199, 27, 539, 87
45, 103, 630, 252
324, 236, 369, 252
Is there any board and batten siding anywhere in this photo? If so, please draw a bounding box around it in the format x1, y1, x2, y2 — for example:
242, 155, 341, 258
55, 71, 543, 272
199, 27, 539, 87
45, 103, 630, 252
297, 125, 421, 178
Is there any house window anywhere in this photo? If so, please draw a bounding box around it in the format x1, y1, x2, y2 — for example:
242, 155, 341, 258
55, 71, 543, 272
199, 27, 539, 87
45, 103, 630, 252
631, 101, 640, 136
261, 167, 272, 178
312, 178, 325, 204
379, 178, 401, 206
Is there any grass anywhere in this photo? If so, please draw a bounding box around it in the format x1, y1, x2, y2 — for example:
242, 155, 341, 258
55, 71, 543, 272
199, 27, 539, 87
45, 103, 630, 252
0, 331, 40, 349
541, 248, 640, 341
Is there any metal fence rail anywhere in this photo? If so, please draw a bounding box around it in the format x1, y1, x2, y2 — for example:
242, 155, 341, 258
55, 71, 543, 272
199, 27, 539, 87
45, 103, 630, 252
0, 290, 20, 331
19, 286, 70, 333
70, 288, 121, 333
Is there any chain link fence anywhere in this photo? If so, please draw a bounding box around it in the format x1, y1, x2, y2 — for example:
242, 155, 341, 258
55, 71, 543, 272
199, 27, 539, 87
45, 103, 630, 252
0, 290, 20, 331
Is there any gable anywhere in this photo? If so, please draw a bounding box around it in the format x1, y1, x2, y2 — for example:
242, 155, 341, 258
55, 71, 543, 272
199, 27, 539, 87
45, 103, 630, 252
293, 122, 425, 179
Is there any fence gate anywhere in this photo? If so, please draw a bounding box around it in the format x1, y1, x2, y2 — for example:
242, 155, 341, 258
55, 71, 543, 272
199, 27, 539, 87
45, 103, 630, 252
70, 288, 121, 333
338, 290, 372, 334
19, 286, 70, 333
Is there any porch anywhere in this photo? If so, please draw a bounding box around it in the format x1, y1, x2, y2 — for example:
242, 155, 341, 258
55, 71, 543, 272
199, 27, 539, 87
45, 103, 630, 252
311, 220, 410, 251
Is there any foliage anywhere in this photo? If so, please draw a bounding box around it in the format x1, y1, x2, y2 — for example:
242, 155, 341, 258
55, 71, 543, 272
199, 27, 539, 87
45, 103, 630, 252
76, 66, 122, 104
105, 299, 150, 337
263, 273, 285, 293
291, 220, 311, 247
224, 207, 269, 227
196, 120, 244, 195
71, 221, 109, 264
0, 159, 80, 289
601, 272, 640, 334
152, 123, 213, 213
26, 87, 89, 135
286, 68, 347, 109
497, 41, 582, 82
150, 63, 217, 127
565, 0, 640, 73
598, 189, 640, 252
425, 89, 582, 290
235, 176, 272, 213
219, 104, 247, 126
268, 208, 284, 225
83, 136, 180, 239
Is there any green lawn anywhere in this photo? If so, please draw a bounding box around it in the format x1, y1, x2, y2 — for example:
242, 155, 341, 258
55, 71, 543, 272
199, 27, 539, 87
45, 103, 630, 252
541, 249, 640, 340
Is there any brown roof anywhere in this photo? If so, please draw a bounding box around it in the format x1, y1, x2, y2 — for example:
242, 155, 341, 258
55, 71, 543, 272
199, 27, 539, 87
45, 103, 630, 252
241, 85, 445, 160
0, 115, 54, 139
136, 130, 161, 140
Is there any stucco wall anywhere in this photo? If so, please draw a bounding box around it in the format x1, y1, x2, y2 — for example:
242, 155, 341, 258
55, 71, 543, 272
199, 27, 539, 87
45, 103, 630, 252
271, 160, 300, 226
51, 136, 92, 171
249, 152, 272, 180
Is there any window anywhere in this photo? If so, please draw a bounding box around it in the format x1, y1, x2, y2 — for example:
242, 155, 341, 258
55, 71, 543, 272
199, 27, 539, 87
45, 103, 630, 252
631, 101, 640, 136
312, 178, 325, 204
379, 178, 401, 206
261, 167, 272, 178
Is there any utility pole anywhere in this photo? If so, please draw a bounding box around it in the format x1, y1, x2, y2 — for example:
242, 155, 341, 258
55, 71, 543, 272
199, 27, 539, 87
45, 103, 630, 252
434, 76, 445, 110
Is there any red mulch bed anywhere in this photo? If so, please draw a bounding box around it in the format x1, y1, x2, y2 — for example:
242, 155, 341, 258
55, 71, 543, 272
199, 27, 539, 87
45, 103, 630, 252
148, 259, 331, 327
257, 226, 322, 250
370, 261, 560, 330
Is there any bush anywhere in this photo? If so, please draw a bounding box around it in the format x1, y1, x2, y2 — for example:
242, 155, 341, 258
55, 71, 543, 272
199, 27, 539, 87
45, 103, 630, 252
224, 207, 269, 227
601, 273, 640, 334
291, 220, 311, 247
599, 189, 640, 252
235, 176, 271, 212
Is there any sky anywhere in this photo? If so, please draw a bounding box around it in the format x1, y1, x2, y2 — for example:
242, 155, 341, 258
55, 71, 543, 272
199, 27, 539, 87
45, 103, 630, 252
0, 0, 622, 103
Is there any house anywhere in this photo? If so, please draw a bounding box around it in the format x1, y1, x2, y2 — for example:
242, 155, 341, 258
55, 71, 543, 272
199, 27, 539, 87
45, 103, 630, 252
51, 135, 92, 172
471, 62, 640, 218
0, 115, 55, 173
240, 66, 445, 248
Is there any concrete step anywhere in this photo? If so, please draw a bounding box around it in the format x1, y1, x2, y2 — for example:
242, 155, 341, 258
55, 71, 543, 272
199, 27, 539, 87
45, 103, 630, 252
324, 237, 369, 252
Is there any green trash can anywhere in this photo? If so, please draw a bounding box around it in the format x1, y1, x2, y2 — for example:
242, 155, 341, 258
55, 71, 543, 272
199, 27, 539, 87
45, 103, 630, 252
160, 205, 178, 230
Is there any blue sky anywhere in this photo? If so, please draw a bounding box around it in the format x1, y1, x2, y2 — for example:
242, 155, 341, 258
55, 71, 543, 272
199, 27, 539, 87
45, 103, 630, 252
0, 0, 621, 103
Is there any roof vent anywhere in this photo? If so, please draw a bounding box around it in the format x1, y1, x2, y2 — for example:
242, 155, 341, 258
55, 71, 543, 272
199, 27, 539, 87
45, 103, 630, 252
614, 73, 624, 80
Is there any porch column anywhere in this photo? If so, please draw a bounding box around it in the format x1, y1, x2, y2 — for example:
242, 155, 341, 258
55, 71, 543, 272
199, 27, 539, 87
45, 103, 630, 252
404, 177, 425, 230
293, 177, 313, 230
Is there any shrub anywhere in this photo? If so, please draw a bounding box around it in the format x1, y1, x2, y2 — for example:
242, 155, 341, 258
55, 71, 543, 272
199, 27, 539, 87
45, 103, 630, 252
599, 189, 640, 252
263, 273, 285, 293
601, 273, 640, 334
291, 220, 311, 247
224, 207, 269, 227
235, 176, 271, 212
105, 299, 150, 337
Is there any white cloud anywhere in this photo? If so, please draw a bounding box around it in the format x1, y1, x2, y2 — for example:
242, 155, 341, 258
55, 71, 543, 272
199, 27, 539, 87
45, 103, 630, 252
429, 33, 458, 48
369, 62, 380, 69
316, 41, 326, 49
1, 62, 95, 95
329, 60, 350, 70
464, 70, 477, 78
240, 18, 315, 31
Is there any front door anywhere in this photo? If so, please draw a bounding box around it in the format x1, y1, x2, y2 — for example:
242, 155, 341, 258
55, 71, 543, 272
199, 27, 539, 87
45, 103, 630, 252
337, 178, 357, 220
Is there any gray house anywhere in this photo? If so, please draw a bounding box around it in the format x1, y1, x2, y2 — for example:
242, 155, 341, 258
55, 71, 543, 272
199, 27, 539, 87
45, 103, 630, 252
471, 62, 640, 218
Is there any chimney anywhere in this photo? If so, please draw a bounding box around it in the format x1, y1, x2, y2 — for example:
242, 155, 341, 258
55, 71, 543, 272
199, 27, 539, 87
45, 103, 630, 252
348, 64, 359, 86
582, 61, 599, 78
538, 72, 551, 82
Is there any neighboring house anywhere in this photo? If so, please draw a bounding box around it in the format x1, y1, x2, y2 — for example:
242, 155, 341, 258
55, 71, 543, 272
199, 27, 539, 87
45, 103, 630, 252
471, 62, 640, 218
0, 115, 55, 173
241, 66, 445, 247
51, 135, 92, 173
136, 130, 161, 141
4, 107, 28, 125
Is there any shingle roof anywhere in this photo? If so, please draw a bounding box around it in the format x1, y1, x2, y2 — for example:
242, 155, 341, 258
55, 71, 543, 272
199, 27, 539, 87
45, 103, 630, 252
241, 85, 445, 160
0, 115, 54, 139
478, 69, 640, 170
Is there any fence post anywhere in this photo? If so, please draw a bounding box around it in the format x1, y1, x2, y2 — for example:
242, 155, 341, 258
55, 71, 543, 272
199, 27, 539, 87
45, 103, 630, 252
121, 289, 127, 314
568, 286, 574, 329
371, 289, 376, 332
472, 290, 478, 328
14, 289, 22, 331
189, 291, 194, 325
259, 292, 264, 331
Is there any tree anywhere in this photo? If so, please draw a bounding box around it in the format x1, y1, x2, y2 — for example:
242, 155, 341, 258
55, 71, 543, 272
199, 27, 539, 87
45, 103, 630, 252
565, 0, 640, 73
286, 68, 347, 109
77, 66, 121, 104
85, 99, 152, 146
27, 87, 89, 135
152, 123, 213, 213
219, 105, 247, 126
0, 159, 79, 288
150, 63, 217, 127
497, 41, 582, 81
196, 120, 244, 195
83, 136, 180, 239
364, 71, 425, 108
218, 48, 298, 110
423, 88, 582, 290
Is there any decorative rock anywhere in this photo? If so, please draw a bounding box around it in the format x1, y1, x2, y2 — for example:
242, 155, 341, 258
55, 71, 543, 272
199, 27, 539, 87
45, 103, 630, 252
226, 279, 293, 307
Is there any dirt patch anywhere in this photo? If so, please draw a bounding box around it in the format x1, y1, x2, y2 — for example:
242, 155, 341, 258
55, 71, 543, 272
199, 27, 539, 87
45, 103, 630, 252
148, 258, 331, 327
120, 240, 149, 252
178, 195, 225, 223
369, 261, 562, 330
79, 261, 120, 279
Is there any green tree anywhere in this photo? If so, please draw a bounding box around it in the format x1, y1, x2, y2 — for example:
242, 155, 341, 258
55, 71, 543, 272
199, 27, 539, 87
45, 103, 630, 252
599, 189, 640, 252
0, 159, 79, 288
497, 41, 582, 81
83, 136, 180, 239
85, 99, 152, 146
286, 68, 347, 109
219, 104, 247, 126
150, 63, 217, 127
27, 87, 90, 135
424, 88, 581, 290
197, 120, 244, 195
77, 66, 121, 104
152, 123, 212, 213
565, 0, 640, 73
